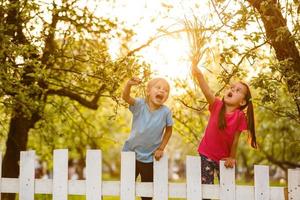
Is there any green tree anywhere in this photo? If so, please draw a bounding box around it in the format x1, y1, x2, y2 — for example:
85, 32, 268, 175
208, 0, 300, 116
172, 0, 300, 177
247, 0, 300, 106
27, 98, 132, 179
0, 1, 147, 199
209, 0, 300, 168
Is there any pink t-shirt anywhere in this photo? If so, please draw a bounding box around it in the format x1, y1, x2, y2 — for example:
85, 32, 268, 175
198, 98, 248, 162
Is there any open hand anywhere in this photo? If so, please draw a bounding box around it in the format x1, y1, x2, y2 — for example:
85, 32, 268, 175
223, 157, 236, 168
127, 77, 141, 86
154, 149, 164, 161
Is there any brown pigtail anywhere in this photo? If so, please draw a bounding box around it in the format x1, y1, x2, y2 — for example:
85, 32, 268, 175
246, 100, 257, 148
218, 98, 227, 129
240, 82, 257, 149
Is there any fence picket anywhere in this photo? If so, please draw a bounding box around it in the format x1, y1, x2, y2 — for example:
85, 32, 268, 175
220, 160, 235, 200
254, 165, 269, 200
86, 150, 102, 200
288, 169, 300, 200
186, 156, 201, 200
120, 152, 135, 200
153, 154, 168, 200
53, 149, 68, 200
0, 150, 297, 200
19, 151, 35, 200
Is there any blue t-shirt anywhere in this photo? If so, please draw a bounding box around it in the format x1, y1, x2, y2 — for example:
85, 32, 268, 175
122, 98, 173, 163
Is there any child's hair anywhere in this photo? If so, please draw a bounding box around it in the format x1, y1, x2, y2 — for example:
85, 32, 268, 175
146, 78, 170, 93
218, 82, 257, 148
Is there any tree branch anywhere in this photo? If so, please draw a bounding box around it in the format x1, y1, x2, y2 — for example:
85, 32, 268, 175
262, 150, 300, 170
46, 84, 106, 110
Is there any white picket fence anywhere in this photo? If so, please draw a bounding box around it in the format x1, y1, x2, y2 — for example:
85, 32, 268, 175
0, 149, 300, 200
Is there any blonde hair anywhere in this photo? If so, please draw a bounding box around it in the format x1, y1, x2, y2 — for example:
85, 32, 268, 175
146, 78, 170, 92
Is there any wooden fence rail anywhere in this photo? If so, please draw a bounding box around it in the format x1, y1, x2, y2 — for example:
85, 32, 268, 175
0, 149, 300, 200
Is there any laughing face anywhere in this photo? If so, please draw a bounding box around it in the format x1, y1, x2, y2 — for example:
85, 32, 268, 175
147, 79, 170, 108
224, 82, 248, 108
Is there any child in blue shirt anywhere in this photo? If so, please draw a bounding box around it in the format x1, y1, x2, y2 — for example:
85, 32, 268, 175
122, 77, 173, 200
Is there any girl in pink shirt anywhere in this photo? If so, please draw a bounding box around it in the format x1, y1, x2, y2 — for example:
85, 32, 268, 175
191, 63, 257, 190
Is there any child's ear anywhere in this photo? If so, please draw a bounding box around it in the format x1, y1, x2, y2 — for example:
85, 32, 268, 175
146, 88, 151, 97
240, 99, 247, 106
146, 87, 150, 94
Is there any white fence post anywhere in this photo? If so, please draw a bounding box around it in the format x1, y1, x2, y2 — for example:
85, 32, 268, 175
153, 154, 168, 200
120, 152, 135, 200
53, 149, 68, 200
19, 151, 35, 200
0, 149, 294, 200
86, 150, 102, 200
288, 169, 300, 200
254, 165, 269, 200
186, 156, 201, 200
220, 160, 235, 200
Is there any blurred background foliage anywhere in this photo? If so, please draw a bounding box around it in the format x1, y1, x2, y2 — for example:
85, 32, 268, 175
0, 1, 299, 199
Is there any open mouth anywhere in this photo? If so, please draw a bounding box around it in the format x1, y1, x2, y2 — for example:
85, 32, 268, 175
227, 92, 233, 97
156, 94, 164, 101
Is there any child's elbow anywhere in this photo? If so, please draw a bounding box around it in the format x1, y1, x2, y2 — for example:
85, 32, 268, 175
122, 94, 132, 105
121, 94, 126, 101
121, 92, 128, 101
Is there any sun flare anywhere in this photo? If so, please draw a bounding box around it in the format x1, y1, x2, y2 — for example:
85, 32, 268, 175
101, 0, 211, 81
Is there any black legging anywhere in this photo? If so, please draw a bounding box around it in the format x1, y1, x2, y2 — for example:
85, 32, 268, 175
200, 154, 220, 184
200, 154, 220, 200
135, 160, 153, 200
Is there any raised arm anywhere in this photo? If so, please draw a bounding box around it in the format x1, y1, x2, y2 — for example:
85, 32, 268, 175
122, 77, 141, 106
191, 63, 215, 105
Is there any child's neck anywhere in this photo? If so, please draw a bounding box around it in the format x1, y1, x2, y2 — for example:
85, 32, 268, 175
225, 104, 240, 113
146, 99, 162, 111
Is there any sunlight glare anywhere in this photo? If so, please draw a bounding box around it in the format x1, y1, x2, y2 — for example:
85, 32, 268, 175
140, 36, 191, 79
103, 0, 210, 80
85, 0, 213, 81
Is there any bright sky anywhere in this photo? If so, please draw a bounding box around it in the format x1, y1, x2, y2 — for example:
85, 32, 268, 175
88, 0, 211, 80
79, 0, 264, 86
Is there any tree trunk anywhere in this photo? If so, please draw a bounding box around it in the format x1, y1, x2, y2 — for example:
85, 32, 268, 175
247, 0, 300, 109
240, 151, 253, 182
2, 0, 43, 197
1, 108, 40, 200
